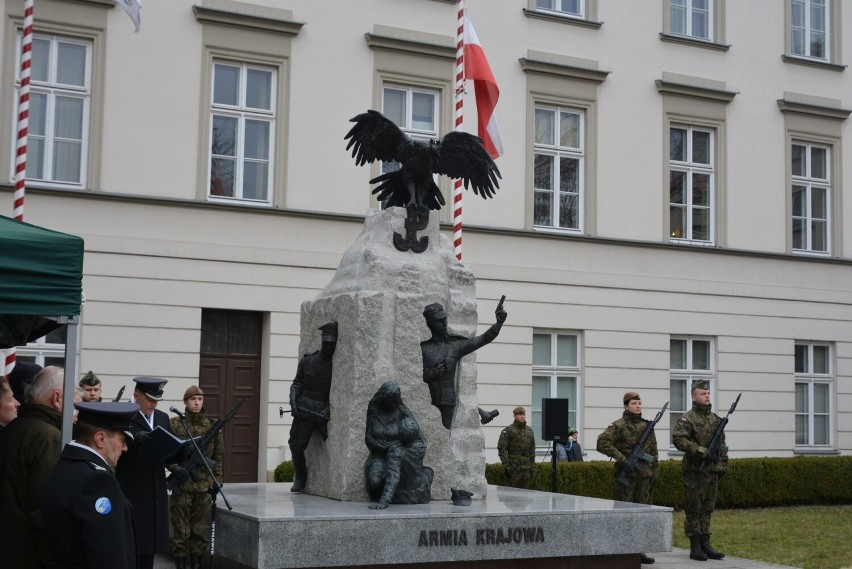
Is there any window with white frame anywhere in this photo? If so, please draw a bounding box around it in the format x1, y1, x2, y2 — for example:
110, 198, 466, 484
532, 332, 580, 446
790, 0, 828, 61
380, 85, 438, 175
536, 0, 583, 18
669, 0, 712, 40
791, 141, 830, 254
15, 327, 66, 369
208, 61, 276, 203
533, 106, 584, 231
669, 125, 714, 243
15, 34, 91, 187
669, 337, 714, 434
795, 342, 832, 447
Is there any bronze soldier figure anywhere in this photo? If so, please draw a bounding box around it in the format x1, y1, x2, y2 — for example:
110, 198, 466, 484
420, 300, 506, 429
288, 321, 337, 493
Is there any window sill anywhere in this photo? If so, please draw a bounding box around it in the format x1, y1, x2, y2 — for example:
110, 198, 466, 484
781, 55, 846, 72
659, 33, 730, 52
523, 9, 603, 30
533, 226, 586, 236
793, 447, 840, 456
669, 239, 717, 247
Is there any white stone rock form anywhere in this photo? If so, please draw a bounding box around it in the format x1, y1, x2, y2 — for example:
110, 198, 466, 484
297, 207, 488, 502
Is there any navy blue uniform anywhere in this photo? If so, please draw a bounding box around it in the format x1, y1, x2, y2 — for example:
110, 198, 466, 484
41, 443, 137, 568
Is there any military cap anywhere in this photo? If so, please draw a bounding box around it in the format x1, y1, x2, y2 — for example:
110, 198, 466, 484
75, 401, 140, 431
79, 370, 102, 387
567, 426, 578, 436
692, 380, 710, 391
133, 376, 167, 401
423, 303, 447, 320
319, 321, 338, 341
512, 406, 526, 415
623, 391, 641, 404
183, 385, 204, 401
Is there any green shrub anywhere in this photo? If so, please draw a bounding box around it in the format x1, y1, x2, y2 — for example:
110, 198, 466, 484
274, 460, 294, 482
485, 456, 852, 509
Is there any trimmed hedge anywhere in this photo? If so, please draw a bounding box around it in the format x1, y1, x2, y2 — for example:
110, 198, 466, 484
273, 456, 852, 509
485, 456, 852, 509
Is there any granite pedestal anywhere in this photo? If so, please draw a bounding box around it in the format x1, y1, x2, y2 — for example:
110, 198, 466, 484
213, 483, 672, 569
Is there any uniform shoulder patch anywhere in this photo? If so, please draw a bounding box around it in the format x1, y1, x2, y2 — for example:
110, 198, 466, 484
94, 497, 112, 515
677, 416, 688, 424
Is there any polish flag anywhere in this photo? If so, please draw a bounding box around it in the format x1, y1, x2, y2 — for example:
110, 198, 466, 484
463, 16, 503, 159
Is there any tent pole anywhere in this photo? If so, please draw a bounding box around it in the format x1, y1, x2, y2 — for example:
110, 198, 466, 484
61, 317, 80, 445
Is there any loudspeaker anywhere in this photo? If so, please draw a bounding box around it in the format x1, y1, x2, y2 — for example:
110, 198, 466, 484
541, 398, 569, 441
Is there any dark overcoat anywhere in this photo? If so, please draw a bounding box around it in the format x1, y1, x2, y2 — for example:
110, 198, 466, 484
116, 409, 172, 555
41, 443, 137, 568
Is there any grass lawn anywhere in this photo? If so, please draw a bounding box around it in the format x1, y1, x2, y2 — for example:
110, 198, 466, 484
672, 505, 852, 569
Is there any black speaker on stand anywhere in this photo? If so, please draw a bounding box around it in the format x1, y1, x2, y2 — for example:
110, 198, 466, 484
542, 398, 569, 493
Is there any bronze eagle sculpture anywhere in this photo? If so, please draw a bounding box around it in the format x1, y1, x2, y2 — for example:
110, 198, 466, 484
344, 110, 501, 211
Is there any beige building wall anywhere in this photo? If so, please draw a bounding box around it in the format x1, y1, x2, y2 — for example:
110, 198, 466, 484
1, 0, 850, 477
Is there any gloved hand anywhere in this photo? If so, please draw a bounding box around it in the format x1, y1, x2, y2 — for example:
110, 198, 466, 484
171, 466, 191, 483
695, 446, 708, 458
134, 431, 152, 447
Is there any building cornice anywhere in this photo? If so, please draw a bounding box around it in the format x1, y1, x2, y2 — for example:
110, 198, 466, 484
192, 0, 304, 36
777, 99, 852, 121
656, 77, 738, 103
519, 51, 610, 83
365, 25, 455, 59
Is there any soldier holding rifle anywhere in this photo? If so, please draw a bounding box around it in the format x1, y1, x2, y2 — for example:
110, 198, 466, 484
596, 391, 661, 565
672, 380, 739, 562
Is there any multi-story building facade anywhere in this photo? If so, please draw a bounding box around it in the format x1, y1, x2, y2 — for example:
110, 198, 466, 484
2, 0, 850, 481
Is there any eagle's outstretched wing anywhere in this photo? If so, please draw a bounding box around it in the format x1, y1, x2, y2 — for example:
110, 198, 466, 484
434, 131, 501, 199
344, 110, 407, 166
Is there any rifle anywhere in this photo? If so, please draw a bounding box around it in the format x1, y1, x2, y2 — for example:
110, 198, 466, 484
699, 393, 741, 476
168, 398, 246, 496
617, 401, 668, 487
112, 385, 125, 402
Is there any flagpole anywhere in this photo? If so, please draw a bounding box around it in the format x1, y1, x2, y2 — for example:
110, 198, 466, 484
452, 0, 465, 261
6, 0, 34, 377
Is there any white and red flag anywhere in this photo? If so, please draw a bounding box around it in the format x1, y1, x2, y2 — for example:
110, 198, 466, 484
463, 15, 503, 159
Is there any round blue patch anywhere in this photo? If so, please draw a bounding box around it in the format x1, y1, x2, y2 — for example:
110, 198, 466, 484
94, 497, 112, 515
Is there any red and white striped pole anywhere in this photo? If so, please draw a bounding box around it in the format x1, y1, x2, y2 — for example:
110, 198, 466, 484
7, 0, 35, 376
14, 0, 33, 222
452, 0, 465, 261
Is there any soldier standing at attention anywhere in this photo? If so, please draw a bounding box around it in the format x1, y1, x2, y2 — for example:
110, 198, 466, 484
596, 391, 659, 565
497, 406, 535, 489
169, 385, 223, 569
288, 321, 337, 493
672, 380, 727, 562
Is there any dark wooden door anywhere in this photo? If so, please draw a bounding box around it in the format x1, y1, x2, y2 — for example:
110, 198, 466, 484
199, 310, 262, 483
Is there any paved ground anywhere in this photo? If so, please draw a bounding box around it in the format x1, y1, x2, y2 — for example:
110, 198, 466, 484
155, 549, 801, 569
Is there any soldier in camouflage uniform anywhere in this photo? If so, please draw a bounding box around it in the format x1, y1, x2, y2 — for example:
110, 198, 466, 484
169, 385, 224, 569
672, 380, 727, 562
497, 407, 536, 489
596, 391, 659, 565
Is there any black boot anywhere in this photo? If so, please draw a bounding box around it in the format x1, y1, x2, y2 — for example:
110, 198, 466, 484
189, 555, 202, 569
174, 557, 187, 569
640, 552, 655, 564
291, 453, 307, 493
701, 534, 725, 559
689, 534, 708, 561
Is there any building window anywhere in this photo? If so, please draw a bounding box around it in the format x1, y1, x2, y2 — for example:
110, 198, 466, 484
790, 0, 828, 60
669, 125, 715, 243
532, 332, 580, 447
536, 0, 583, 18
795, 342, 832, 447
670, 0, 712, 40
791, 141, 830, 254
669, 337, 713, 434
208, 61, 276, 203
533, 106, 584, 231
381, 85, 439, 175
16, 34, 91, 187
15, 327, 67, 369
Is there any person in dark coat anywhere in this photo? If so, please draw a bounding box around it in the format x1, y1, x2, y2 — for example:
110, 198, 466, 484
41, 401, 140, 569
116, 377, 174, 569
555, 427, 583, 461
8, 360, 43, 405
0, 366, 65, 568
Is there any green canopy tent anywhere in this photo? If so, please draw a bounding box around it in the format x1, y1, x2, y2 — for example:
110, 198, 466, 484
0, 214, 84, 443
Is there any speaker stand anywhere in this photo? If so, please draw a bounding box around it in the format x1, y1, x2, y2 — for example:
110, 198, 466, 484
550, 439, 559, 493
